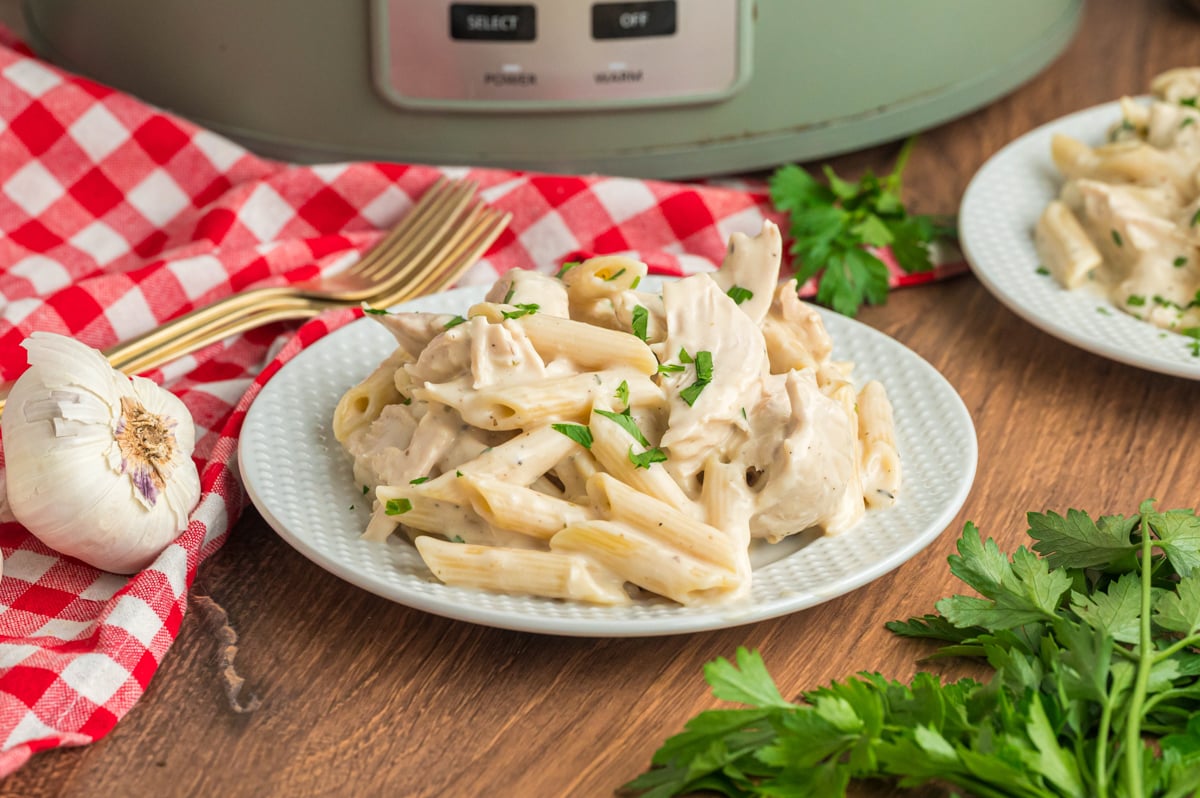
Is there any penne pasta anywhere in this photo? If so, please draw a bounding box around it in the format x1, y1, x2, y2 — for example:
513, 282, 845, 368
416, 537, 630, 604
337, 219, 900, 607
585, 473, 739, 570
445, 370, 662, 431
332, 347, 409, 443
857, 381, 901, 508
466, 306, 659, 375
549, 521, 741, 605
587, 406, 695, 513
561, 254, 648, 299
459, 474, 593, 540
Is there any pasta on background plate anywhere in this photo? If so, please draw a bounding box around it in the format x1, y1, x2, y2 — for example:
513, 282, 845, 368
1037, 67, 1200, 333
332, 221, 900, 607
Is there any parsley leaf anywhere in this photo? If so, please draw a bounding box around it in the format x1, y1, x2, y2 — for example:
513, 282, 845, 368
1028, 507, 1138, 569
626, 501, 1200, 798
384, 498, 412, 516
363, 306, 389, 315
769, 136, 941, 317
614, 380, 630, 407
556, 261, 578, 278
444, 315, 467, 329
628, 446, 668, 469
631, 305, 649, 341
551, 422, 593, 449
726, 285, 754, 305
678, 350, 713, 407
594, 408, 650, 446
501, 303, 539, 320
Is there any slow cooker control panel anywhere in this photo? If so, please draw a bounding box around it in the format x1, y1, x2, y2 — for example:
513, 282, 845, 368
372, 0, 749, 110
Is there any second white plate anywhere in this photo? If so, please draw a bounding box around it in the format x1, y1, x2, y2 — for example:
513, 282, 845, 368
960, 99, 1200, 380
239, 283, 977, 637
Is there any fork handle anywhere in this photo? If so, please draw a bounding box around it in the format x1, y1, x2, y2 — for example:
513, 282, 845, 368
103, 285, 300, 368
111, 300, 333, 375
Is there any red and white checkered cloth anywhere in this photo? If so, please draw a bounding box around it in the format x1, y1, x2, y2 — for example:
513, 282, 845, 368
0, 30, 962, 775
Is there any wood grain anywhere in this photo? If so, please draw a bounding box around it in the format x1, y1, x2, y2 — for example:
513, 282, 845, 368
8, 2, 1200, 796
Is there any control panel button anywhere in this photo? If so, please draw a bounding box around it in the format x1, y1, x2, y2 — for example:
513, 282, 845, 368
450, 4, 537, 41
591, 1, 677, 40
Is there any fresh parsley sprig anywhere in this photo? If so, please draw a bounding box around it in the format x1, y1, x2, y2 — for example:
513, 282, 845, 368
769, 137, 950, 318
624, 501, 1200, 798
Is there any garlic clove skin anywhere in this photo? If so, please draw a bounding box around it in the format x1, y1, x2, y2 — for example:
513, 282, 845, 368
2, 332, 201, 574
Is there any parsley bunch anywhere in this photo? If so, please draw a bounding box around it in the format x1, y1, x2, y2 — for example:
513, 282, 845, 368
623, 501, 1200, 798
769, 137, 951, 317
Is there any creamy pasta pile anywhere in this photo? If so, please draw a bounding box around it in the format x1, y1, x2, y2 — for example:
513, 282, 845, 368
1037, 67, 1200, 332
333, 221, 899, 607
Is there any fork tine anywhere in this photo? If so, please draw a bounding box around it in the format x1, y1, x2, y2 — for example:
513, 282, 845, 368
352, 190, 484, 296
350, 179, 477, 283
403, 211, 512, 300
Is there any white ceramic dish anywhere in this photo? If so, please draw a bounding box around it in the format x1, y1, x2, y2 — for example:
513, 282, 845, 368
238, 283, 977, 637
960, 99, 1200, 380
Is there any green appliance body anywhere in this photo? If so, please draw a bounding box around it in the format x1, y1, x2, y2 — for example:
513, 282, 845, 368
21, 0, 1082, 178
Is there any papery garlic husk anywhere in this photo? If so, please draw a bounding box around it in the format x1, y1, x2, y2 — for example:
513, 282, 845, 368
1, 332, 201, 573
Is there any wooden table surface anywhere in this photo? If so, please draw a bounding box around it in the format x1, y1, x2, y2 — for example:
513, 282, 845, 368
10, 2, 1200, 796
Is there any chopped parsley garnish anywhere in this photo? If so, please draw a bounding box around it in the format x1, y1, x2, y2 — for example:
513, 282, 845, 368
501, 303, 539, 320
455, 470, 464, 477
604, 267, 627, 282
398, 394, 412, 406
1111, 229, 1123, 247
1036, 265, 1051, 276
409, 476, 430, 485
630, 275, 642, 289
1182, 117, 1196, 129
628, 446, 668, 470
362, 485, 370, 495
552, 423, 593, 449
657, 363, 685, 375
444, 315, 467, 329
1182, 96, 1198, 108
1175, 256, 1189, 268
594, 408, 650, 447
556, 261, 578, 279
451, 535, 465, 543
679, 350, 713, 407
740, 407, 747, 420
1126, 294, 1146, 307
1192, 209, 1200, 227
363, 307, 389, 315
384, 498, 412, 516
503, 284, 516, 303
615, 380, 629, 406
678, 348, 694, 364
631, 305, 649, 341
726, 285, 754, 305
1097, 306, 1112, 316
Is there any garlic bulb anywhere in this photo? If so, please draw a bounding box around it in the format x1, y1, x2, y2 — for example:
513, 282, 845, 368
2, 332, 200, 573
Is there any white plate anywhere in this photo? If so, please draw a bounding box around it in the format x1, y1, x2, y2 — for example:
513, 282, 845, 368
238, 284, 977, 637
960, 99, 1200, 380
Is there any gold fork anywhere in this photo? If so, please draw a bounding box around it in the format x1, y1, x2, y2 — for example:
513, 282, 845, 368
110, 205, 509, 375
103, 176, 482, 370
0, 180, 509, 414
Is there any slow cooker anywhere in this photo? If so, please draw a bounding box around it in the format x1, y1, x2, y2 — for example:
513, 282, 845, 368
21, 0, 1082, 177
